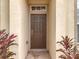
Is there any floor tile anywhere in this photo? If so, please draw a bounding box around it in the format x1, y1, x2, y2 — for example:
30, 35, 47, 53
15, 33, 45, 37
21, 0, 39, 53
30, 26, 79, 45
26, 51, 50, 59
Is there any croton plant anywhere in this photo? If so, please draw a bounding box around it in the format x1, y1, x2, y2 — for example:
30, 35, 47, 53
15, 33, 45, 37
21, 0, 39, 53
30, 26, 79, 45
0, 29, 17, 59
57, 36, 79, 59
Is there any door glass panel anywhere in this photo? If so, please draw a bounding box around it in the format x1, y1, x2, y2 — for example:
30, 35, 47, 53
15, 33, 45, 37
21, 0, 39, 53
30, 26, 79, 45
31, 14, 46, 49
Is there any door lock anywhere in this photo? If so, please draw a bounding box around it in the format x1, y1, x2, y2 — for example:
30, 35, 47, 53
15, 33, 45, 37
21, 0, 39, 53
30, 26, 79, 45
26, 41, 29, 44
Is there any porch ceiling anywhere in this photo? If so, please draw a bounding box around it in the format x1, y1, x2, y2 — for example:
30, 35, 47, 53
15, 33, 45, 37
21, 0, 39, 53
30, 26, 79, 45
28, 0, 49, 4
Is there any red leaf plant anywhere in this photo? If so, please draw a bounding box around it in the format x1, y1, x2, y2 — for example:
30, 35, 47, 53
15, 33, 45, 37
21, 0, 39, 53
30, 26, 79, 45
56, 36, 79, 59
0, 29, 17, 59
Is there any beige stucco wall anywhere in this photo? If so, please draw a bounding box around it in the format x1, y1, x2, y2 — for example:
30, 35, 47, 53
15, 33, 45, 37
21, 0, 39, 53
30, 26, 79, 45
1, 0, 9, 32
56, 0, 75, 59
48, 0, 75, 59
66, 0, 75, 38
48, 0, 56, 59
56, 0, 67, 59
10, 0, 29, 59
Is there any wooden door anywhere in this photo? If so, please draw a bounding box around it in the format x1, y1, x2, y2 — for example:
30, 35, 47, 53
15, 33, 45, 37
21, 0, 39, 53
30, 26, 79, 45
31, 14, 46, 49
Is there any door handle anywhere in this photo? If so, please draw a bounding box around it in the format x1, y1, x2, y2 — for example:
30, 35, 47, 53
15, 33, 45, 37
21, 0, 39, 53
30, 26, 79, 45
26, 41, 29, 44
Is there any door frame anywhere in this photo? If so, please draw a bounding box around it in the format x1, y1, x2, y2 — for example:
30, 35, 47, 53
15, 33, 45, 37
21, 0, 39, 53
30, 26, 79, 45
28, 5, 48, 51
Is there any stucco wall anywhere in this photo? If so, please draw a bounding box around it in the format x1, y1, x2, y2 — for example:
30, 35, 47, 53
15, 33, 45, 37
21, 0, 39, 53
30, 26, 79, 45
48, 0, 56, 59
10, 0, 29, 59
56, 0, 67, 59
56, 0, 75, 59
66, 0, 75, 38
1, 0, 9, 32
48, 0, 75, 59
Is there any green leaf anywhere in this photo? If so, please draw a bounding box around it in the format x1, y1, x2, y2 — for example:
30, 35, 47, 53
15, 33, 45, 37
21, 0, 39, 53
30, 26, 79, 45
57, 41, 64, 47
7, 51, 16, 58
56, 49, 69, 57
59, 55, 66, 59
7, 43, 18, 48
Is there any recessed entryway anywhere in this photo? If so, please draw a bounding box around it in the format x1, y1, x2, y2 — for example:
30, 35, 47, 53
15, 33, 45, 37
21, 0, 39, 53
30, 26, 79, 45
30, 5, 47, 49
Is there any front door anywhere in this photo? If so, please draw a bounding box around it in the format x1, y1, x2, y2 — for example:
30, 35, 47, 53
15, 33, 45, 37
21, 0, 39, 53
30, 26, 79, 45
31, 14, 46, 49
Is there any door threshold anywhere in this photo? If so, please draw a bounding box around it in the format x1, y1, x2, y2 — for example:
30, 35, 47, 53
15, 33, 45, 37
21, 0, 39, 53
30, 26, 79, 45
30, 49, 48, 51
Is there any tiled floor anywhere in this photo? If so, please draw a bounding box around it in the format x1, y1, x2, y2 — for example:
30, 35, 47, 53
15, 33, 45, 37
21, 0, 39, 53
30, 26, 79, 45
26, 51, 50, 59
